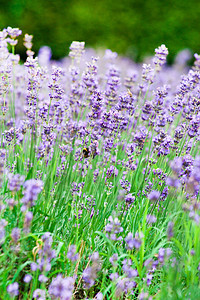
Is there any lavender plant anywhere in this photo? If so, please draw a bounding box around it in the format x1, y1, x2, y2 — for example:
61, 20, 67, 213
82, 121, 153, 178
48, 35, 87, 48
0, 26, 200, 299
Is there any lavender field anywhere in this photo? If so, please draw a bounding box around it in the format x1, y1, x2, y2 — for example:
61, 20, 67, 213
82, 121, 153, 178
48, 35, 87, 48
1, 27, 200, 299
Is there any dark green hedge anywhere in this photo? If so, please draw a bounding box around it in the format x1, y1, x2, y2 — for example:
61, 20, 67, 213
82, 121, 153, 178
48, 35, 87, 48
1, 0, 200, 61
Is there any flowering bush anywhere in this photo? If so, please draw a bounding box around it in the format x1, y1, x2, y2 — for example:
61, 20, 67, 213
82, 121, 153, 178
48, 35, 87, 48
0, 27, 200, 299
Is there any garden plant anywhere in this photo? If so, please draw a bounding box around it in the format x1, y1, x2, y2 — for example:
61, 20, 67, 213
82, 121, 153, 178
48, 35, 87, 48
0, 27, 200, 299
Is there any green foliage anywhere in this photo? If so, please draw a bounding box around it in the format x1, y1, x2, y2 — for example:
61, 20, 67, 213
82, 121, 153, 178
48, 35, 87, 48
1, 0, 200, 61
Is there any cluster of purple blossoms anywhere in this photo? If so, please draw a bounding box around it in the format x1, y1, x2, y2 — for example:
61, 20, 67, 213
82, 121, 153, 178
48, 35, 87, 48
109, 258, 138, 298
6, 26, 22, 39
33, 289, 46, 299
105, 216, 123, 241
23, 211, 33, 233
158, 248, 172, 264
148, 190, 160, 202
153, 44, 169, 71
82, 252, 101, 289
24, 57, 42, 122
21, 179, 43, 211
7, 282, 19, 297
142, 64, 155, 85
167, 221, 174, 239
23, 274, 32, 283
109, 253, 118, 266
146, 214, 157, 225
124, 232, 143, 250
166, 155, 200, 196
7, 173, 25, 192
71, 181, 85, 198
48, 275, 74, 300
67, 245, 79, 262
34, 232, 56, 273
125, 193, 135, 206
82, 56, 99, 94
105, 165, 118, 181
11, 227, 20, 243
69, 41, 85, 62
23, 33, 34, 57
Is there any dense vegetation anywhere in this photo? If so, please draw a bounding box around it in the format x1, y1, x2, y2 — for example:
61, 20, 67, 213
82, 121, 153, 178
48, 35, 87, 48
1, 0, 200, 61
1, 27, 200, 299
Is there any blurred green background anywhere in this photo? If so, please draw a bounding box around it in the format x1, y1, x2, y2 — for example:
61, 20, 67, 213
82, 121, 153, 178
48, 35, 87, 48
1, 0, 200, 62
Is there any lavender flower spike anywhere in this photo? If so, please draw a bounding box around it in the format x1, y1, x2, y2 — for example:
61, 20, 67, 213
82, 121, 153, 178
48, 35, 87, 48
148, 190, 160, 202
7, 282, 19, 297
33, 289, 46, 299
125, 232, 142, 250
69, 41, 85, 62
153, 44, 168, 71
48, 274, 74, 300
11, 227, 20, 243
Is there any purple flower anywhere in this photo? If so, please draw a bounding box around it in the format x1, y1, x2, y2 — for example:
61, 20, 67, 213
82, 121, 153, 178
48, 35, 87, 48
7, 282, 19, 297
122, 262, 138, 278
146, 214, 157, 224
49, 274, 74, 299
125, 232, 142, 250
190, 249, 195, 256
105, 216, 123, 240
110, 272, 119, 281
124, 232, 134, 250
166, 177, 181, 188
167, 221, 174, 239
142, 64, 154, 84
106, 165, 118, 179
125, 194, 135, 205
115, 278, 127, 298
37, 232, 56, 273
22, 179, 43, 209
109, 253, 118, 266
23, 211, 33, 233
38, 274, 48, 282
67, 245, 79, 262
104, 49, 118, 60
69, 41, 85, 62
153, 44, 168, 71
23, 274, 32, 283
148, 190, 160, 202
38, 46, 52, 66
158, 248, 165, 263
146, 272, 153, 286
31, 262, 38, 271
82, 253, 101, 289
170, 157, 183, 174
144, 258, 153, 268
91, 252, 99, 262
158, 247, 172, 263
120, 178, 131, 192
7, 26, 22, 38
23, 33, 33, 50
11, 227, 20, 243
82, 267, 96, 289
7, 173, 25, 192
33, 289, 46, 299
0, 159, 4, 188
